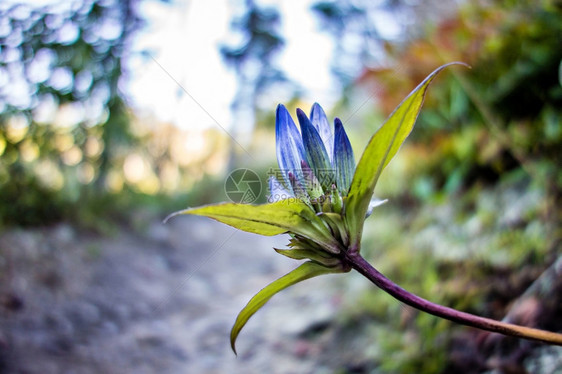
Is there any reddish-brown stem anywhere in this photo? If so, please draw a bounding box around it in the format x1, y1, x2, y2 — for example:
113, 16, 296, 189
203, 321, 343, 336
344, 251, 562, 346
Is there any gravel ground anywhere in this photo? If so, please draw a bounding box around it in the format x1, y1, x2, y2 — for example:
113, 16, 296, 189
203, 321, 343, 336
1, 188, 561, 373
0, 216, 352, 374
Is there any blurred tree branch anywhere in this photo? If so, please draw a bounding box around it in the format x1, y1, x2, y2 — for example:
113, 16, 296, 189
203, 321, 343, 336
0, 0, 142, 225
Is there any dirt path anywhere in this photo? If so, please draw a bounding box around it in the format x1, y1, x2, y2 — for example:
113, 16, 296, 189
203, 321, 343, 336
0, 216, 349, 373
2, 189, 561, 373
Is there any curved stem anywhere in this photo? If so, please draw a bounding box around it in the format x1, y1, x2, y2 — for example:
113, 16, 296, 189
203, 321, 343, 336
344, 251, 562, 346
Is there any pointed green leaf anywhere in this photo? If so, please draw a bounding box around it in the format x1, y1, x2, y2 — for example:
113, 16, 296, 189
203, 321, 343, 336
230, 261, 343, 354
345, 63, 468, 249
167, 199, 341, 253
274, 248, 340, 267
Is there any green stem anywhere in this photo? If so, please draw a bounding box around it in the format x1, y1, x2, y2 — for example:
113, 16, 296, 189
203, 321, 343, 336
344, 251, 562, 346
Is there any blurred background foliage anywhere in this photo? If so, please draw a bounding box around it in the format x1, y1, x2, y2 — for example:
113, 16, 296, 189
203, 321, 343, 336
0, 0, 142, 226
1, 0, 561, 371
321, 1, 562, 371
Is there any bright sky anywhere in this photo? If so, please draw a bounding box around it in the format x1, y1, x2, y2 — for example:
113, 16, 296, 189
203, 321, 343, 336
5, 0, 411, 135
4, 0, 336, 132
127, 0, 336, 132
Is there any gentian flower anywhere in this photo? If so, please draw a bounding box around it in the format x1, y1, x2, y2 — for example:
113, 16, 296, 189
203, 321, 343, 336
167, 63, 562, 353
270, 103, 385, 212
270, 102, 355, 203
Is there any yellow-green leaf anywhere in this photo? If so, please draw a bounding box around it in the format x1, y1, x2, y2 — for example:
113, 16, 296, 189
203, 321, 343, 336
274, 248, 340, 267
345, 63, 468, 249
230, 261, 342, 354
167, 199, 341, 253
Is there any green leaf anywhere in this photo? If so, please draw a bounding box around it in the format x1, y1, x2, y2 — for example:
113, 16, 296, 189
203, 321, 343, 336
167, 199, 341, 253
230, 261, 342, 354
345, 63, 468, 249
318, 212, 349, 246
274, 248, 341, 267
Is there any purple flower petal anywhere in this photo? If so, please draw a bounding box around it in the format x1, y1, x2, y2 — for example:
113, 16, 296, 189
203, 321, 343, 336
333, 118, 355, 194
366, 197, 388, 218
268, 176, 293, 202
297, 108, 333, 192
276, 104, 305, 191
310, 103, 333, 162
